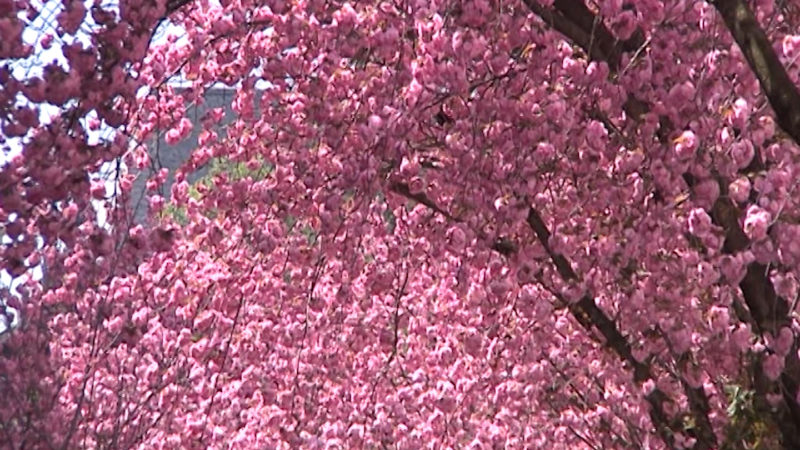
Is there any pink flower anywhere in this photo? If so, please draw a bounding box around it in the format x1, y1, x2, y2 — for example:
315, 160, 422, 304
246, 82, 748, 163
743, 205, 771, 241
62, 203, 79, 221
708, 305, 729, 332
105, 316, 124, 334
57, 2, 86, 34
674, 130, 698, 159
728, 98, 749, 129
585, 120, 608, 147
770, 327, 795, 357
149, 195, 165, 211
347, 423, 364, 442
405, 78, 423, 107
172, 181, 189, 203
399, 157, 420, 177
783, 34, 800, 57
729, 177, 751, 204
697, 261, 718, 288
720, 254, 748, 285
611, 11, 637, 40
40, 33, 53, 49
762, 354, 784, 381
773, 273, 798, 299
447, 226, 467, 251
687, 208, 712, 236
694, 178, 720, 209
407, 176, 424, 195
730, 140, 755, 169
197, 129, 217, 147
90, 180, 106, 200
667, 82, 696, 110
165, 128, 182, 145
535, 142, 555, 160
463, 331, 482, 357
132, 308, 149, 327
671, 328, 692, 354
367, 114, 383, 129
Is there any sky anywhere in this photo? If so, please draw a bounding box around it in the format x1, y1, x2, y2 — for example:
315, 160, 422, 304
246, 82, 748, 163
1, 0, 68, 333
0, 0, 266, 336
0, 0, 186, 335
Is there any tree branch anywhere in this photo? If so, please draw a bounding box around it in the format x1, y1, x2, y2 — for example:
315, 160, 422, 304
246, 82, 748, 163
522, 0, 644, 70
524, 0, 800, 443
708, 0, 800, 437
713, 0, 800, 144
519, 2, 718, 446
389, 182, 456, 221
528, 207, 680, 448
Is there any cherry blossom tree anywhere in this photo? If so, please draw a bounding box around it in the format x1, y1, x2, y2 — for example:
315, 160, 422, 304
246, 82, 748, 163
2, 0, 800, 448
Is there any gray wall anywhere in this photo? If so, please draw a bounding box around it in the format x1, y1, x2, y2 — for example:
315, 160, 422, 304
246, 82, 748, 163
129, 88, 239, 224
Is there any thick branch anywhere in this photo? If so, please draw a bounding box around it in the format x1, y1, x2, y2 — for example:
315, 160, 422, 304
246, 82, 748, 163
703, 10, 800, 433
389, 182, 456, 221
519, 2, 714, 446
528, 209, 682, 448
388, 181, 682, 444
693, 4, 800, 439
522, 0, 644, 70
713, 0, 800, 144
528, 209, 643, 377
166, 0, 193, 14
526, 208, 578, 280
388, 183, 521, 256
524, 0, 800, 443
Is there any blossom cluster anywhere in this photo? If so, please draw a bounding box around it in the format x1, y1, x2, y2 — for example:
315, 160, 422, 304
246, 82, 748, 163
2, 0, 800, 448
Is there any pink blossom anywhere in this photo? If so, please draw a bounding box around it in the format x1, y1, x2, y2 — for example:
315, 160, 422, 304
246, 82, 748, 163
40, 33, 54, 49
641, 379, 656, 395
57, 2, 86, 34
165, 128, 182, 145
5, 3, 800, 448
743, 205, 771, 241
769, 327, 795, 357
463, 331, 483, 357
783, 34, 800, 57
149, 195, 165, 211
730, 140, 755, 169
762, 354, 785, 381
671, 328, 692, 354
535, 142, 555, 160
773, 273, 798, 299
90, 180, 106, 199
585, 120, 608, 147
367, 114, 383, 130
611, 11, 638, 40
694, 178, 720, 208
347, 423, 364, 442
687, 208, 712, 236
62, 203, 79, 222
674, 130, 699, 159
720, 254, 748, 285
708, 305, 729, 332
667, 82, 696, 110
728, 98, 750, 129
407, 177, 425, 195
399, 156, 420, 177
728, 177, 751, 203
447, 225, 467, 251
105, 316, 124, 334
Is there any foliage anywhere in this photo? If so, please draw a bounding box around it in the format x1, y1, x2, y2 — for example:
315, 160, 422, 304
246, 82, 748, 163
2, 0, 800, 448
